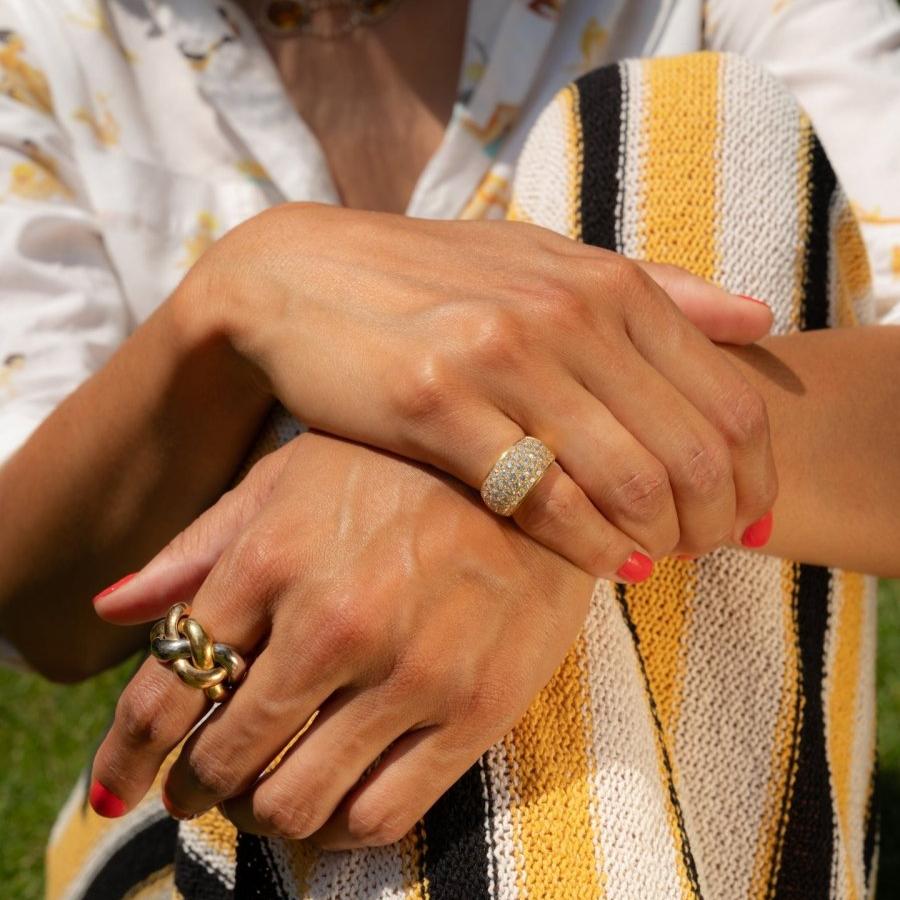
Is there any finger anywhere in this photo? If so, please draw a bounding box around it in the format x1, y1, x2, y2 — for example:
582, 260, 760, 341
512, 463, 654, 582
221, 686, 420, 840
91, 542, 273, 817
94, 444, 295, 625
635, 260, 773, 345
163, 626, 347, 818
90, 654, 208, 817
429, 409, 654, 581
309, 727, 469, 851
624, 283, 777, 542
511, 382, 679, 559
578, 343, 737, 556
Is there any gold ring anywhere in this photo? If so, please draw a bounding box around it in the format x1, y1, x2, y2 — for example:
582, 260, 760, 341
480, 436, 555, 516
150, 603, 247, 702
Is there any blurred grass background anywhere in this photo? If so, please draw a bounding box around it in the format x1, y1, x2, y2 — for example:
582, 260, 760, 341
0, 580, 898, 898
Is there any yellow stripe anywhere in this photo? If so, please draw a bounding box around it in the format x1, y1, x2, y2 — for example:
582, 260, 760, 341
46, 773, 173, 900
280, 839, 320, 896
401, 824, 429, 899
791, 118, 814, 330
641, 53, 720, 279
507, 636, 602, 897
122, 864, 174, 899
622, 556, 697, 897
833, 203, 872, 327
564, 83, 584, 242
828, 571, 865, 900
749, 559, 802, 898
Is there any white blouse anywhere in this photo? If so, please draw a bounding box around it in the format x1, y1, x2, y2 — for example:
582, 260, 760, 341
0, 0, 899, 466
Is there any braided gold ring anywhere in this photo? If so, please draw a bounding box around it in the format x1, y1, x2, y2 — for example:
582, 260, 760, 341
150, 603, 247, 702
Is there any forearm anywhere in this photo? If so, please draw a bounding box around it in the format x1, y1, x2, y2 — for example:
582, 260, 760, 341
0, 288, 271, 680
725, 326, 900, 576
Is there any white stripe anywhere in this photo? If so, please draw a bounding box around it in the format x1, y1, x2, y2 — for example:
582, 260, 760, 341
714, 53, 805, 336
673, 550, 786, 899
582, 580, 685, 899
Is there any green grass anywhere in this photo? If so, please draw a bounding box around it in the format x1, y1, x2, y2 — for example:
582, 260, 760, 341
1, 584, 899, 898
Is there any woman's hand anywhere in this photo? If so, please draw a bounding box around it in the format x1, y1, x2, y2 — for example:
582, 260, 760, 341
90, 432, 597, 847
180, 204, 777, 579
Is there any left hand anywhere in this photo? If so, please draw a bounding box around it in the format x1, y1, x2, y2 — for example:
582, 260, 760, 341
91, 432, 596, 848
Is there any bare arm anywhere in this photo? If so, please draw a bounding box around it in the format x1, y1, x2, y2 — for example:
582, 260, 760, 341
0, 297, 270, 680
726, 326, 900, 576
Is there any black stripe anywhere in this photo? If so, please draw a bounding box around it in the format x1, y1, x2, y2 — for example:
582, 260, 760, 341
421, 760, 491, 900
576, 62, 623, 252
800, 134, 837, 331
863, 761, 879, 892
173, 837, 234, 900
773, 564, 834, 899
616, 586, 703, 898
79, 815, 178, 900
234, 833, 288, 900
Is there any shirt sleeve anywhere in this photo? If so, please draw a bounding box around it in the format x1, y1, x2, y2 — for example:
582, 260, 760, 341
0, 20, 130, 467
704, 0, 900, 323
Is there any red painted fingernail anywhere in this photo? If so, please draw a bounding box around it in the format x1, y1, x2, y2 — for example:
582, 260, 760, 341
616, 552, 654, 583
89, 780, 127, 818
92, 573, 138, 605
738, 294, 770, 308
741, 510, 774, 548
163, 791, 196, 821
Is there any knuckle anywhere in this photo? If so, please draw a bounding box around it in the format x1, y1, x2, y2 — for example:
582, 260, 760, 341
680, 439, 732, 502
607, 255, 647, 298
466, 308, 525, 370
609, 465, 672, 525
225, 526, 289, 593
516, 474, 579, 536
115, 680, 167, 748
390, 353, 455, 425
345, 802, 414, 847
719, 384, 768, 448
319, 594, 378, 659
183, 746, 236, 800
256, 792, 316, 841
534, 280, 591, 329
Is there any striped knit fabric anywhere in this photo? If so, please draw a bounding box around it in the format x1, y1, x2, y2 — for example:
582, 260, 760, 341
46, 52, 877, 900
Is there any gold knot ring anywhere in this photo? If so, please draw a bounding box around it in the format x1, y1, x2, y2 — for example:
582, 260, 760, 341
150, 603, 247, 702
480, 436, 555, 516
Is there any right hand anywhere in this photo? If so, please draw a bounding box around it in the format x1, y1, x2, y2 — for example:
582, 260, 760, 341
181, 204, 776, 579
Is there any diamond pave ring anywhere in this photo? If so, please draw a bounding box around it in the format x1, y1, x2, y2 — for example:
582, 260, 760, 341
480, 436, 555, 517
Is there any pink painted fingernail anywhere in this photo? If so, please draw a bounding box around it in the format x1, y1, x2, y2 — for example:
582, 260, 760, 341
738, 294, 770, 308
616, 552, 654, 583
92, 573, 138, 605
741, 510, 774, 548
89, 779, 127, 818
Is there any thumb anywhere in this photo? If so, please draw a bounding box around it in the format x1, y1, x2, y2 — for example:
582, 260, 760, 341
637, 261, 773, 345
93, 442, 294, 625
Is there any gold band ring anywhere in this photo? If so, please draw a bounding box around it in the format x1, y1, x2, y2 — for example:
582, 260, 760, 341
480, 436, 555, 516
150, 603, 246, 702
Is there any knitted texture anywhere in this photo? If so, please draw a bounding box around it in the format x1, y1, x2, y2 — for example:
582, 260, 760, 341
47, 52, 877, 900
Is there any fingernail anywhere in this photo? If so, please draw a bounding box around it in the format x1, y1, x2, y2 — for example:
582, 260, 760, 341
92, 573, 138, 605
163, 791, 196, 821
738, 294, 770, 308
616, 552, 654, 583
741, 510, 774, 548
89, 779, 127, 818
